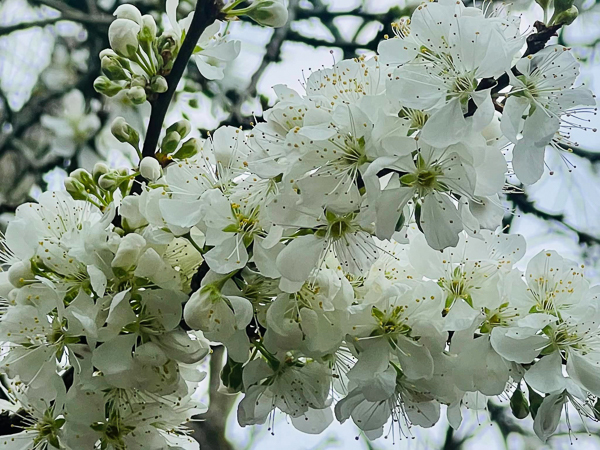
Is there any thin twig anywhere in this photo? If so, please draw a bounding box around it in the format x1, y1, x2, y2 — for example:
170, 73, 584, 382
0, 17, 61, 36
30, 0, 114, 28
507, 191, 600, 246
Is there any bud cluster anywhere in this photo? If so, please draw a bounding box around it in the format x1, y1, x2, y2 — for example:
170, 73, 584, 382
64, 163, 132, 207
154, 119, 201, 165
94, 5, 178, 103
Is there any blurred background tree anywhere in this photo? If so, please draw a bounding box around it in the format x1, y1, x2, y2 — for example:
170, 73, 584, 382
1, 0, 600, 448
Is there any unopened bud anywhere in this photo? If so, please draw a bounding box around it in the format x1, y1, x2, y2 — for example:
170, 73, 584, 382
101, 55, 128, 81
554, 0, 574, 15
140, 15, 157, 42
553, 5, 578, 26
166, 119, 191, 139
161, 131, 181, 153
99, 48, 118, 59
93, 162, 110, 182
139, 157, 162, 182
70, 168, 93, 186
64, 177, 88, 200
113, 4, 143, 25
150, 75, 168, 93
126, 86, 147, 104
109, 18, 141, 58
174, 138, 201, 159
241, 0, 288, 28
111, 117, 140, 146
98, 173, 118, 190
93, 76, 123, 97
130, 75, 146, 88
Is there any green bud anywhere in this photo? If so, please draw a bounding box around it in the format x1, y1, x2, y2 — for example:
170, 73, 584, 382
553, 5, 578, 26
92, 162, 110, 183
236, 0, 289, 28
111, 117, 140, 147
157, 31, 179, 69
109, 18, 141, 58
161, 131, 181, 153
166, 119, 192, 139
130, 75, 147, 88
126, 86, 147, 104
174, 138, 200, 159
93, 76, 123, 97
150, 75, 168, 93
70, 168, 93, 186
554, 0, 574, 15
64, 177, 88, 200
98, 173, 118, 191
101, 55, 128, 81
139, 15, 157, 42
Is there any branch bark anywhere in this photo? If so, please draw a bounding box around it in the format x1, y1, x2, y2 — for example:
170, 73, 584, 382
140, 0, 224, 160
190, 346, 237, 450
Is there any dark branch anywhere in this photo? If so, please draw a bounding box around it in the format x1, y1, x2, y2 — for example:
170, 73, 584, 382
140, 0, 224, 160
507, 192, 600, 246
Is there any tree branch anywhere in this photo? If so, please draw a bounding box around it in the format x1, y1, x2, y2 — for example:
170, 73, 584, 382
0, 17, 61, 36
507, 192, 600, 246
190, 346, 237, 450
29, 0, 114, 28
140, 0, 224, 160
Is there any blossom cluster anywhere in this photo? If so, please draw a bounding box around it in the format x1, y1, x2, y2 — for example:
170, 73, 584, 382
1, 0, 599, 448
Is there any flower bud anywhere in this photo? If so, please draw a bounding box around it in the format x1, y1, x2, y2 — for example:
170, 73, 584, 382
93, 76, 123, 97
126, 86, 147, 104
150, 75, 168, 93
166, 119, 192, 139
174, 138, 201, 159
112, 233, 147, 269
109, 18, 141, 58
99, 48, 118, 59
553, 0, 574, 15
139, 156, 162, 182
64, 177, 88, 200
92, 162, 110, 182
553, 5, 578, 26
98, 173, 118, 190
8, 261, 33, 288
130, 75, 147, 88
111, 117, 140, 146
243, 0, 288, 28
157, 31, 179, 68
113, 4, 143, 25
139, 15, 157, 42
161, 131, 181, 153
101, 55, 128, 81
70, 168, 93, 186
